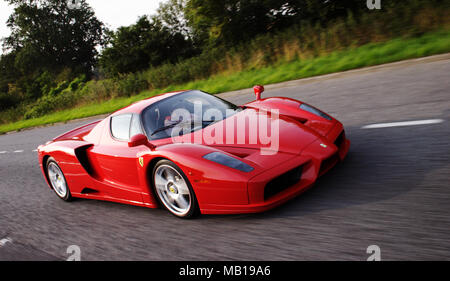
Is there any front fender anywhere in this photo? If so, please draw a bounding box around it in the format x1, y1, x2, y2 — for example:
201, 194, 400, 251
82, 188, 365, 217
245, 97, 339, 137
144, 143, 255, 207
38, 140, 93, 193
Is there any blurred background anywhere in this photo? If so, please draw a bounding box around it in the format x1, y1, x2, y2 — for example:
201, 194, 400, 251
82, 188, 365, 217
0, 0, 449, 132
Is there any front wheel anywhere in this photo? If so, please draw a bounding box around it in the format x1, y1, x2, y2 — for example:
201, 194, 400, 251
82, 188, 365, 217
46, 157, 72, 201
152, 160, 199, 218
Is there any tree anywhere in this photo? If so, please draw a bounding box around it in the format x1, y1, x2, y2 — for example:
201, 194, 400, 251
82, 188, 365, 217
100, 15, 195, 76
0, 52, 19, 94
154, 0, 192, 39
3, 0, 105, 78
185, 0, 365, 46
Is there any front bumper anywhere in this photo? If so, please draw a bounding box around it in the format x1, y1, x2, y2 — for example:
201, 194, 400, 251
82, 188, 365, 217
200, 132, 350, 214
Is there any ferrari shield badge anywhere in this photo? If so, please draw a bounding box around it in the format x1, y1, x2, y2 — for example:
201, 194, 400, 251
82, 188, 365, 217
139, 157, 144, 167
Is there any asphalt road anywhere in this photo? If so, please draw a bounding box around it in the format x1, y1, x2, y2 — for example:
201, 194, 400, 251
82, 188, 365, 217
1, 56, 449, 261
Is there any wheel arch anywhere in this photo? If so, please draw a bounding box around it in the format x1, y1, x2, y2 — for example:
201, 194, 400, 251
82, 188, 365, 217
145, 156, 168, 204
42, 154, 52, 188
144, 144, 252, 209
144, 156, 200, 217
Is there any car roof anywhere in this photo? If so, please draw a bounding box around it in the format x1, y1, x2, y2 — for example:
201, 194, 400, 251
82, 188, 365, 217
111, 90, 188, 116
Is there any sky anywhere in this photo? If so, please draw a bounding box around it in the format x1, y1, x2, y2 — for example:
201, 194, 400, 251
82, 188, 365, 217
0, 0, 165, 52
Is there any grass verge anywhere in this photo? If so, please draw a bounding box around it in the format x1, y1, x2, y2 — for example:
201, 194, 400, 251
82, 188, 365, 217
1, 29, 449, 134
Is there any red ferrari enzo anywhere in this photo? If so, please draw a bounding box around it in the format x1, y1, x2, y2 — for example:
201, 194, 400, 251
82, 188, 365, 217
38, 86, 350, 218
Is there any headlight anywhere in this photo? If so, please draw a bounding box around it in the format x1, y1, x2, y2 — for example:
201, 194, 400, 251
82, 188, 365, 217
203, 152, 254, 172
299, 104, 332, 120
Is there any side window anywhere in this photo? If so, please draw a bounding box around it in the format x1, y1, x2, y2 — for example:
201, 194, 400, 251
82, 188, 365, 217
129, 114, 144, 137
111, 114, 132, 140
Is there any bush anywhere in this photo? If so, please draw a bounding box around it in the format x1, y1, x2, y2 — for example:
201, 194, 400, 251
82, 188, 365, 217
23, 75, 87, 119
24, 90, 77, 119
116, 73, 148, 97
47, 81, 70, 97
77, 79, 118, 102
0, 93, 18, 111
68, 75, 86, 91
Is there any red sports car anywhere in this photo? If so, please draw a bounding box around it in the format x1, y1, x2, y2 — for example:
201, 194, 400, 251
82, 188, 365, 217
38, 86, 350, 218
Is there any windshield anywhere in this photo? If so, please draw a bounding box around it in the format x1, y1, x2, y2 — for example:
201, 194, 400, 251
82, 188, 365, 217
141, 90, 241, 140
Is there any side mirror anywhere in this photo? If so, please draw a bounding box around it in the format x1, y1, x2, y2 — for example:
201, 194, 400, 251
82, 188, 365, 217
128, 134, 152, 148
253, 85, 264, 100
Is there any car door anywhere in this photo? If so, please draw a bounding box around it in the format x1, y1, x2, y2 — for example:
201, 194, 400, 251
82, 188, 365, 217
89, 114, 147, 202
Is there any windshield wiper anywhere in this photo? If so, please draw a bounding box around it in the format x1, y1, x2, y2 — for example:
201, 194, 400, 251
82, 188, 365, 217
150, 120, 183, 136
151, 120, 216, 137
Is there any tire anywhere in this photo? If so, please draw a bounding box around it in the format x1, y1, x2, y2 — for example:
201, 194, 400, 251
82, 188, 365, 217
152, 159, 199, 218
46, 157, 72, 201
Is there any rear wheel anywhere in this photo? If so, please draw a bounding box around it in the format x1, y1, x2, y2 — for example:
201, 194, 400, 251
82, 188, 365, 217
46, 157, 72, 201
152, 160, 199, 218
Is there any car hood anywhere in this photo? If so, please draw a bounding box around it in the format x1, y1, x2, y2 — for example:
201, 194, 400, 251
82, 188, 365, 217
176, 108, 322, 155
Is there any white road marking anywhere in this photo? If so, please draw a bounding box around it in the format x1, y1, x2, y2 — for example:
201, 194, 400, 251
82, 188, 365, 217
0, 149, 39, 154
0, 237, 13, 247
362, 119, 444, 129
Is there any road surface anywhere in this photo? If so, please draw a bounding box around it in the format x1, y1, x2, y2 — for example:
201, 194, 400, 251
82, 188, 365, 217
1, 56, 449, 260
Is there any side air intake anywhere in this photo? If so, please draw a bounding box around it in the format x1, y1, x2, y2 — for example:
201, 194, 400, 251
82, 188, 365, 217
74, 144, 100, 180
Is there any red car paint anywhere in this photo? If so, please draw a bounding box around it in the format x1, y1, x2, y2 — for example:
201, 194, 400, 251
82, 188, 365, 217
38, 89, 350, 214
